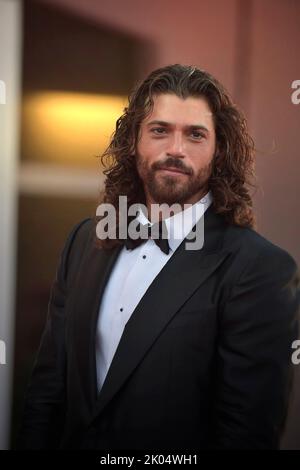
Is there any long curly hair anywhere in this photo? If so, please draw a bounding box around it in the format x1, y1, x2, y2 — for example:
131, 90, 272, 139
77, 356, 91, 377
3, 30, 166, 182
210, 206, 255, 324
95, 64, 257, 249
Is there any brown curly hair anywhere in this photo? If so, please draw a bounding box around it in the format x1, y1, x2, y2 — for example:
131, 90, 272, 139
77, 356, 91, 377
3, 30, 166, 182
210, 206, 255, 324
95, 64, 257, 249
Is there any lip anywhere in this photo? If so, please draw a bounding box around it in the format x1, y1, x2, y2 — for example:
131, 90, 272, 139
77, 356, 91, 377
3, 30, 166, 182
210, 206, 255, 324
158, 167, 188, 175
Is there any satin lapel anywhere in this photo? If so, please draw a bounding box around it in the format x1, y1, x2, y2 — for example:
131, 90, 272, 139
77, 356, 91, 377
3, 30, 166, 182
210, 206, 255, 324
89, 206, 231, 422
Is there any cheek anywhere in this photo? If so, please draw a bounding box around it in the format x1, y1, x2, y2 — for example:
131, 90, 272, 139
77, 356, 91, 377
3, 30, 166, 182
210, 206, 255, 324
188, 141, 215, 161
138, 137, 166, 159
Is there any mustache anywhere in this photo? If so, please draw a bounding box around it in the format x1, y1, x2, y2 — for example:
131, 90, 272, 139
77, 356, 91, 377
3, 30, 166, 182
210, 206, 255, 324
152, 158, 192, 175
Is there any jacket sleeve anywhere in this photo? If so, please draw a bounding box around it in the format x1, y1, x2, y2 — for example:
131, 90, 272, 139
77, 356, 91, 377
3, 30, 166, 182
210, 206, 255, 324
16, 218, 91, 449
213, 245, 300, 449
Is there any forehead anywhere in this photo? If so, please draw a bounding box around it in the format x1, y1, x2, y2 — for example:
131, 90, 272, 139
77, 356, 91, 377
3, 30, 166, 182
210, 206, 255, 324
142, 93, 214, 130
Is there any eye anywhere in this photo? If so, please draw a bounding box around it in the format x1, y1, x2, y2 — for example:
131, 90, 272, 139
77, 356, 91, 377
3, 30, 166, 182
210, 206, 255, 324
191, 131, 205, 139
151, 127, 166, 135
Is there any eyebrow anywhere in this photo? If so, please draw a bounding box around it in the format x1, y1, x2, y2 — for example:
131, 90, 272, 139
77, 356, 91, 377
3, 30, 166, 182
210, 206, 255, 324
146, 120, 210, 133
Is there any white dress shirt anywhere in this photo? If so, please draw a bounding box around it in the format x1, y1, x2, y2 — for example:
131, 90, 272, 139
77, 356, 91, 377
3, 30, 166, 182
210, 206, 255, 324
95, 190, 213, 392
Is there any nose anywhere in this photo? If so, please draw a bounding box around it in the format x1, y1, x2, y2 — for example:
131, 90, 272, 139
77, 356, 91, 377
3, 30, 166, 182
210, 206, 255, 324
166, 132, 185, 157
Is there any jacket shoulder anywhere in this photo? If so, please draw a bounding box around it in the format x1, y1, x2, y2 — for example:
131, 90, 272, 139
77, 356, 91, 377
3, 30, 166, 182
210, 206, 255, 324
223, 223, 299, 279
58, 217, 95, 287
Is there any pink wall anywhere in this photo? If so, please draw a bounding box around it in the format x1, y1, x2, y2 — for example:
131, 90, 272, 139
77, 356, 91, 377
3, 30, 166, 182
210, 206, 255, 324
250, 0, 300, 263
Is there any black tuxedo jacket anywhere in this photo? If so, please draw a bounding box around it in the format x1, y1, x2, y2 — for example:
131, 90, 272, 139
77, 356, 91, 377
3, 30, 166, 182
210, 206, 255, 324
18, 205, 300, 450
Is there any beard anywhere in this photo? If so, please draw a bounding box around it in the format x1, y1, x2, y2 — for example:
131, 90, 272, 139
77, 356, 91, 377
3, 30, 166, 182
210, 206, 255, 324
136, 154, 213, 206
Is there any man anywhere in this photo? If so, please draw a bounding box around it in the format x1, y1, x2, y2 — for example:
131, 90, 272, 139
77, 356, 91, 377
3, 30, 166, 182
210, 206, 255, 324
18, 64, 300, 450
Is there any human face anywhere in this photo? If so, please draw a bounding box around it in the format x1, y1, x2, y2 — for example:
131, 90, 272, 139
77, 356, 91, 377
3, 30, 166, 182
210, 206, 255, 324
135, 93, 216, 210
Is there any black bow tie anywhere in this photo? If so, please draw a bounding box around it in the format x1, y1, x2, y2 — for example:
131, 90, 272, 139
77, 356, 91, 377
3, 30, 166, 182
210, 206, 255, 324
124, 218, 170, 254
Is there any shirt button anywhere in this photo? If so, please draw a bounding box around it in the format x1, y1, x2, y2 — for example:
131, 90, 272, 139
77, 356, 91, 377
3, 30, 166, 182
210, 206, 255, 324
142, 255, 146, 259
120, 307, 123, 312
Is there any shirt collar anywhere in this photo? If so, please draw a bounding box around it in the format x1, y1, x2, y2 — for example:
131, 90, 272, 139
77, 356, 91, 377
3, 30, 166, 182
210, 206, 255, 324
136, 190, 213, 252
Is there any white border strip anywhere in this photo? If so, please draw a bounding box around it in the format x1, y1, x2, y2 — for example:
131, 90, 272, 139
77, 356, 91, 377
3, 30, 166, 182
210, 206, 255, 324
0, 0, 22, 450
